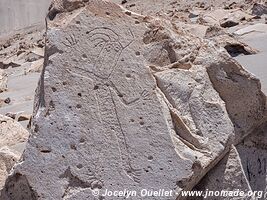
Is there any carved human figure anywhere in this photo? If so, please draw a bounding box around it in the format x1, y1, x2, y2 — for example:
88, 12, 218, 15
66, 27, 145, 182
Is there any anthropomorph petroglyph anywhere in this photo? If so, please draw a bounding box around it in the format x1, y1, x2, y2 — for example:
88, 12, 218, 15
66, 27, 143, 182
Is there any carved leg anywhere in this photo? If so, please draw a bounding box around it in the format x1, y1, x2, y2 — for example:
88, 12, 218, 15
96, 85, 141, 182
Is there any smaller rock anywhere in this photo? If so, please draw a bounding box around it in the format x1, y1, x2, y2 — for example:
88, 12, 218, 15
0, 60, 21, 69
0, 69, 7, 93
220, 18, 239, 28
0, 115, 29, 148
25, 51, 43, 62
121, 0, 127, 4
190, 146, 252, 200
183, 24, 209, 38
3, 97, 11, 104
5, 112, 31, 122
251, 3, 267, 16
203, 9, 254, 27
26, 58, 44, 73
234, 23, 267, 36
0, 115, 29, 191
0, 147, 20, 190
189, 10, 200, 18
5, 113, 16, 120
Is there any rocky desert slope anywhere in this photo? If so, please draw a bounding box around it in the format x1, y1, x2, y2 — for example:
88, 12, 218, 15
0, 0, 267, 199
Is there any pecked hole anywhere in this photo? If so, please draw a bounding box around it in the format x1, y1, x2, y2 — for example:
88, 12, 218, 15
79, 138, 85, 143
148, 155, 153, 161
51, 87, 57, 92
135, 51, 141, 56
94, 85, 99, 90
70, 144, 77, 150
77, 164, 83, 169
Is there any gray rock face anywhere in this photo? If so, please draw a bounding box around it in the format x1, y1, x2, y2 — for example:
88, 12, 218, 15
155, 66, 234, 161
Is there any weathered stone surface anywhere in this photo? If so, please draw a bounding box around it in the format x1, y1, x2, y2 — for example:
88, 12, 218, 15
27, 58, 44, 73
0, 115, 29, 148
0, 69, 7, 93
0, 115, 29, 192
154, 66, 234, 157
189, 146, 254, 200
0, 147, 19, 190
234, 23, 267, 36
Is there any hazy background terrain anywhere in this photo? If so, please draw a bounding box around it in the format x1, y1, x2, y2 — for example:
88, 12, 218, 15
0, 0, 51, 37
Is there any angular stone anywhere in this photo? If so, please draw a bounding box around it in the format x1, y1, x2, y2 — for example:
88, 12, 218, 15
202, 9, 254, 27
234, 23, 267, 36
0, 115, 29, 191
194, 46, 267, 143
0, 115, 29, 149
0, 69, 7, 93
